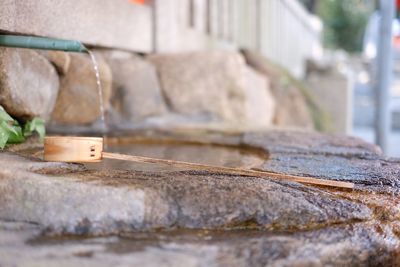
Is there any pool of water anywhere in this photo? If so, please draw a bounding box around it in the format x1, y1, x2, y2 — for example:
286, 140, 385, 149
85, 140, 267, 172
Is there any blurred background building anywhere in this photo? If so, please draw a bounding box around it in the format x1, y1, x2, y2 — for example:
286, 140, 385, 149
0, 0, 322, 78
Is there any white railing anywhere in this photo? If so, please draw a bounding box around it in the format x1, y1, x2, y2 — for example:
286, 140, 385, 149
155, 0, 322, 78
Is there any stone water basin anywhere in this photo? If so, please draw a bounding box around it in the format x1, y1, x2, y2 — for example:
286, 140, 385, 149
2, 129, 400, 266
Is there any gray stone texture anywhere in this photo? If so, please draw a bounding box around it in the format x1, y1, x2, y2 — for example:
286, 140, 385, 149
0, 48, 59, 121
1, 222, 399, 267
50, 53, 112, 125
0, 0, 152, 52
148, 51, 247, 125
0, 131, 398, 231
40, 50, 71, 75
243, 66, 276, 129
242, 49, 316, 130
0, 150, 370, 234
98, 50, 168, 124
148, 51, 276, 129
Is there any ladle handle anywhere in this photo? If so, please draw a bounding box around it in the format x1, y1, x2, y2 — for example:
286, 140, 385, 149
101, 152, 354, 189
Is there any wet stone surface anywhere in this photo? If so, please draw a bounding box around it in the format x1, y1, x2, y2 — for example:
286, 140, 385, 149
1, 221, 399, 267
243, 131, 400, 193
1, 129, 400, 266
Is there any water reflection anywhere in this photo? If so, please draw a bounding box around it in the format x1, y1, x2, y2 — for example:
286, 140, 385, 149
85, 141, 266, 172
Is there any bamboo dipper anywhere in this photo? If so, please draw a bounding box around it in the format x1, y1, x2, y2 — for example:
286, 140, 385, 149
43, 136, 354, 189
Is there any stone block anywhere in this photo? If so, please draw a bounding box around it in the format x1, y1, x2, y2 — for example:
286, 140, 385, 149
0, 48, 59, 121
148, 51, 248, 126
51, 53, 112, 125
0, 0, 152, 52
40, 51, 71, 75
242, 49, 315, 130
99, 50, 168, 124
243, 66, 275, 129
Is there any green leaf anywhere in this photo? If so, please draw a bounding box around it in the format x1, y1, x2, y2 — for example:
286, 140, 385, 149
0, 107, 46, 149
7, 124, 25, 144
0, 121, 11, 149
0, 120, 24, 144
0, 106, 14, 122
23, 118, 45, 141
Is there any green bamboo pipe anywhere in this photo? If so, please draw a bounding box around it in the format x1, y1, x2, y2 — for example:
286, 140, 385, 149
0, 35, 87, 52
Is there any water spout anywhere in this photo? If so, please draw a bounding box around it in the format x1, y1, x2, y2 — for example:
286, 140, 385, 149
0, 35, 87, 53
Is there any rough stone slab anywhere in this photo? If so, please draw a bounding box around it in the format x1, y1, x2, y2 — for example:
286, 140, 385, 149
0, 170, 147, 235
65, 169, 371, 231
263, 153, 400, 187
0, 150, 371, 234
243, 130, 382, 156
241, 131, 400, 192
216, 222, 400, 266
0, 221, 219, 267
0, 152, 83, 174
1, 130, 400, 265
0, 0, 152, 53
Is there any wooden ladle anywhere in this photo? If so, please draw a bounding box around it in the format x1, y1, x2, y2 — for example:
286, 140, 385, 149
43, 136, 354, 189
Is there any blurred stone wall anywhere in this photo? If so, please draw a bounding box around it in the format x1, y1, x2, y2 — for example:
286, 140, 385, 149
0, 47, 316, 133
0, 0, 322, 133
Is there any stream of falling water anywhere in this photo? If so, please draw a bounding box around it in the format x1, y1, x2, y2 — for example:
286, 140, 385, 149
88, 51, 107, 133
